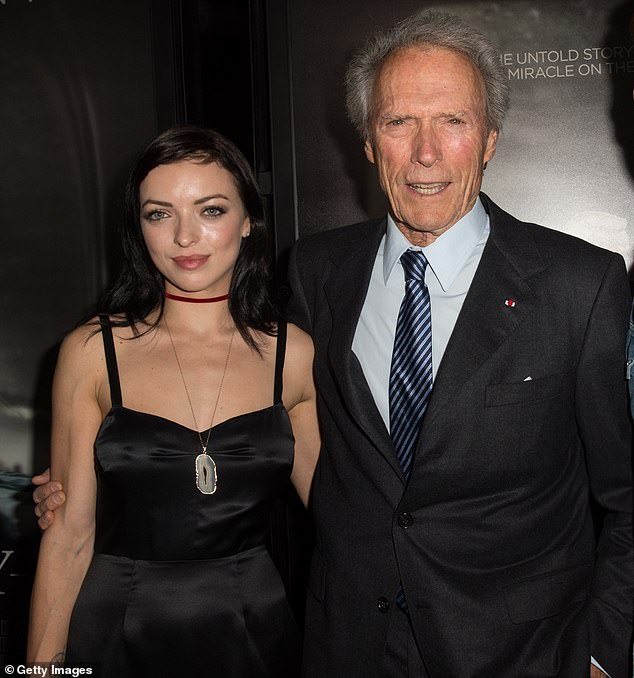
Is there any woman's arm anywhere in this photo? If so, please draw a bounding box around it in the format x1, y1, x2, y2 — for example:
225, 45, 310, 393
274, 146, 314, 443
27, 326, 105, 662
284, 324, 320, 508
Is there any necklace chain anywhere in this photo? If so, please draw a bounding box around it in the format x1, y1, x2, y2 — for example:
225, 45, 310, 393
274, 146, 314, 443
164, 318, 234, 454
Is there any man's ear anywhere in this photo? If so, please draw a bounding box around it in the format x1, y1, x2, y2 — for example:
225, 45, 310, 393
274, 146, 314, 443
483, 129, 498, 164
364, 138, 376, 165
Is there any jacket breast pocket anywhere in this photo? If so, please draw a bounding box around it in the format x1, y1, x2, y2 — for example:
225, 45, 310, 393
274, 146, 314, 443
503, 562, 593, 624
485, 373, 564, 408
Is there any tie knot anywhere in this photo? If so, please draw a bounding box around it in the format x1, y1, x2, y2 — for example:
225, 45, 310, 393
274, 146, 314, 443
400, 250, 428, 282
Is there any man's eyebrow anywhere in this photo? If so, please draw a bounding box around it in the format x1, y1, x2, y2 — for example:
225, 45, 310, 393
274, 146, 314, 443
377, 111, 471, 119
378, 113, 415, 120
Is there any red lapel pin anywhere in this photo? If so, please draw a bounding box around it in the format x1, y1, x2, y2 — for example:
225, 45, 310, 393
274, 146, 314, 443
504, 298, 516, 308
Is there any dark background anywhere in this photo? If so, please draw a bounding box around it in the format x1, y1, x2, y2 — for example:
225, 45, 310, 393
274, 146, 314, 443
1, 0, 632, 667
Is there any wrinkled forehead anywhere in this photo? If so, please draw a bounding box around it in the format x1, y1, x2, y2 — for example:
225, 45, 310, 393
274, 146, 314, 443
372, 45, 488, 112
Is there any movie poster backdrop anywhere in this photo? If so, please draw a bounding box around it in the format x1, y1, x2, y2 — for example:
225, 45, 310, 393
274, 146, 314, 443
289, 0, 634, 274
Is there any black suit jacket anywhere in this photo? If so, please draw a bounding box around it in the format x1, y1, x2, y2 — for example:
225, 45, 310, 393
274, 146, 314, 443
287, 195, 633, 678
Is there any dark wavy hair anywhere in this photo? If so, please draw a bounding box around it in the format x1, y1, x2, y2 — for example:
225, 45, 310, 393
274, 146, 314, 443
101, 125, 278, 350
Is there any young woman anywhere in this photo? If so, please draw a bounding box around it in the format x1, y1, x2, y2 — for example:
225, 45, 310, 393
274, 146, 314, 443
27, 126, 319, 677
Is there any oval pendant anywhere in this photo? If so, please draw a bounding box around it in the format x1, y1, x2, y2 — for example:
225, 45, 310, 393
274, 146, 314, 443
195, 453, 218, 494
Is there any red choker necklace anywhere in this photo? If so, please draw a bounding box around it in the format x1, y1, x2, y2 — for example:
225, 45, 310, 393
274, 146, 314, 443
165, 292, 229, 303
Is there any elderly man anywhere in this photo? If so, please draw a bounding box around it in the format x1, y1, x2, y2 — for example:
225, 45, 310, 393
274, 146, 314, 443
287, 10, 632, 678
34, 9, 632, 678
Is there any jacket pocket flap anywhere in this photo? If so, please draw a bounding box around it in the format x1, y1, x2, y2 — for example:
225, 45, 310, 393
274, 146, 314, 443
503, 562, 593, 624
486, 373, 563, 407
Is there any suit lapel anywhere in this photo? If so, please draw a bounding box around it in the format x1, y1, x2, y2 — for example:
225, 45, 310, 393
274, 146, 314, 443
322, 218, 401, 474
420, 196, 546, 436
317, 198, 545, 477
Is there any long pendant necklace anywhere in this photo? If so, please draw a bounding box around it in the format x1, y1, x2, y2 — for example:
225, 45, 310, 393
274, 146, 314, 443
164, 319, 234, 495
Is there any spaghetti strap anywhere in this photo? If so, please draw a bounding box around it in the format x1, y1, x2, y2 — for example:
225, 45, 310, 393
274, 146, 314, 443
273, 321, 287, 404
99, 314, 122, 408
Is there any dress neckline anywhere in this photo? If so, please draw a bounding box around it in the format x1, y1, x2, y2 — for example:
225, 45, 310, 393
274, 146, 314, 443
104, 402, 285, 434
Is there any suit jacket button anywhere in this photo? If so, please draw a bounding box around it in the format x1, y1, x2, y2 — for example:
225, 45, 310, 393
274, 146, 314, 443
377, 596, 390, 613
397, 512, 414, 528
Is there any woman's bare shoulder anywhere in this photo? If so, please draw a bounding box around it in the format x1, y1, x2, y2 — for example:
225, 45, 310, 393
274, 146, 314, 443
285, 322, 314, 360
59, 319, 102, 360
282, 323, 315, 407
64, 315, 146, 349
52, 319, 109, 415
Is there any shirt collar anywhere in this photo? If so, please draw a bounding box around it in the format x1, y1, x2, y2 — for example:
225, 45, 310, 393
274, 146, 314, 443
383, 197, 489, 291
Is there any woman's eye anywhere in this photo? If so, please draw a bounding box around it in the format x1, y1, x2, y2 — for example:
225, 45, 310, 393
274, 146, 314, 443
145, 210, 168, 222
203, 206, 226, 217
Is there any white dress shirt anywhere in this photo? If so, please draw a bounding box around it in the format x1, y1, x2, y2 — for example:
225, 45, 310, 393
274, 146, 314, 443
352, 198, 489, 431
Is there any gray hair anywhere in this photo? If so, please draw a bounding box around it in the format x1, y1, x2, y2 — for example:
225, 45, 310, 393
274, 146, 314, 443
345, 10, 510, 140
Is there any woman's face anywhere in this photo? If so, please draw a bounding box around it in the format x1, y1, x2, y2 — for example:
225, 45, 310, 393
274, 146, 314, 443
139, 159, 250, 298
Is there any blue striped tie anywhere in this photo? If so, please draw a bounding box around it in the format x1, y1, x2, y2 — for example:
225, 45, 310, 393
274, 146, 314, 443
389, 250, 433, 479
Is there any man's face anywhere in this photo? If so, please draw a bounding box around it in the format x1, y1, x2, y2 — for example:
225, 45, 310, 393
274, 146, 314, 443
365, 46, 498, 246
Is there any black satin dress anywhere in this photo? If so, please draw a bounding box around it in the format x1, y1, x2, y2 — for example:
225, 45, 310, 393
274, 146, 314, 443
66, 319, 300, 677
